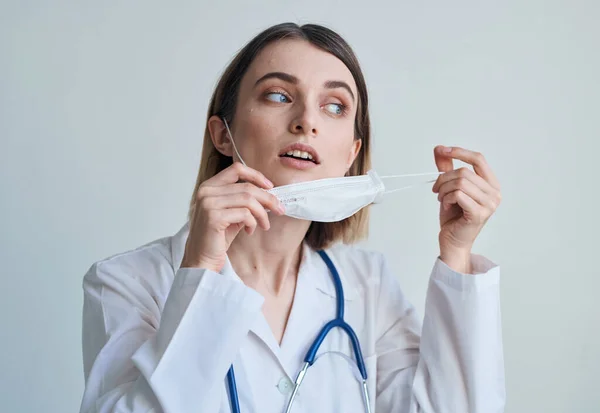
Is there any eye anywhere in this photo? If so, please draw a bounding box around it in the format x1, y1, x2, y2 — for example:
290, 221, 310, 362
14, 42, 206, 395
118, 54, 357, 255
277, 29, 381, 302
265, 92, 290, 103
323, 103, 346, 116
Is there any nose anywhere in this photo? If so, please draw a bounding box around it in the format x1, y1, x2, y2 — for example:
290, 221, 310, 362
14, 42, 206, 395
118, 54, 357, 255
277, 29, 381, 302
289, 101, 318, 137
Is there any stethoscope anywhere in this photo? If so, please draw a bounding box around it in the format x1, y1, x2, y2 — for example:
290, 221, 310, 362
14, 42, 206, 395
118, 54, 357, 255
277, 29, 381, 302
226, 250, 372, 413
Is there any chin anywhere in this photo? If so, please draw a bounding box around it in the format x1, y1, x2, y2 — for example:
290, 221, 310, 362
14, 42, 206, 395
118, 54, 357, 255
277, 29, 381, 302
268, 168, 321, 187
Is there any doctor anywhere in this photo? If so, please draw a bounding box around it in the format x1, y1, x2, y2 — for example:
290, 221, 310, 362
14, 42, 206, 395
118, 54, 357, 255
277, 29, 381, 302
80, 23, 505, 413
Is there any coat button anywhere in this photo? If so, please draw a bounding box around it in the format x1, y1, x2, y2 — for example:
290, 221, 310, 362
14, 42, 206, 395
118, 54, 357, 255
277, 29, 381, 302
277, 377, 293, 395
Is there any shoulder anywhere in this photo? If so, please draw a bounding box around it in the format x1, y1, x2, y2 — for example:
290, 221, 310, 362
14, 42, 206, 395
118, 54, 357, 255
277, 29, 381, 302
325, 242, 385, 272
83, 233, 176, 300
320, 244, 416, 335
322, 243, 389, 295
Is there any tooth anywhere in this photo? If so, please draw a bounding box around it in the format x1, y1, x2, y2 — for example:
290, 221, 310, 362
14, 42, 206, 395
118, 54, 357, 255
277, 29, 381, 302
307, 154, 313, 160
300, 152, 309, 159
286, 151, 294, 156
293, 150, 301, 158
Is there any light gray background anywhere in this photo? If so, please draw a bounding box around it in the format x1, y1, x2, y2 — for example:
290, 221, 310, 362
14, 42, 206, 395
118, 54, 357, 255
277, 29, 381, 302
1, 1, 598, 412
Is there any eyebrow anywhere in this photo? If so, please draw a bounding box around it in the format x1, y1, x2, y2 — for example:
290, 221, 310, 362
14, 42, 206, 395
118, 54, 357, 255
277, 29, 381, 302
254, 72, 355, 102
324, 80, 355, 102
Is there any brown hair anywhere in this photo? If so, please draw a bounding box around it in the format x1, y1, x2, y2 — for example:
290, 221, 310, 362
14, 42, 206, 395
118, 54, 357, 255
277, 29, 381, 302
188, 22, 372, 250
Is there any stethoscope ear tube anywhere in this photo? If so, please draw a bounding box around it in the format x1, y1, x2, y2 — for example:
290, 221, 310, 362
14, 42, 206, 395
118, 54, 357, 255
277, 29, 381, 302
227, 366, 241, 413
304, 319, 368, 380
284, 362, 310, 413
313, 251, 368, 380
227, 250, 370, 412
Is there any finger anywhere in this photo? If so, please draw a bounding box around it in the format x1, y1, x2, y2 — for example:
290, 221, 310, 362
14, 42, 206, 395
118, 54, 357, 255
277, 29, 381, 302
436, 146, 500, 190
433, 145, 454, 174
229, 222, 246, 237
432, 166, 496, 195
205, 193, 271, 231
433, 145, 454, 193
202, 162, 274, 190
202, 182, 284, 216
227, 221, 253, 237
441, 189, 480, 215
437, 176, 490, 208
213, 208, 258, 235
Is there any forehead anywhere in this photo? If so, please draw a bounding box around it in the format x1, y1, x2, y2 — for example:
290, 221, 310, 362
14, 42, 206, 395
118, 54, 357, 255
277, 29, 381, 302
243, 38, 357, 92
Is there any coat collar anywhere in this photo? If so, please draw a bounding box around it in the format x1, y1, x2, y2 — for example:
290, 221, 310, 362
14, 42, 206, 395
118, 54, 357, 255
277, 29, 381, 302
169, 221, 358, 377
169, 221, 358, 301
170, 221, 190, 273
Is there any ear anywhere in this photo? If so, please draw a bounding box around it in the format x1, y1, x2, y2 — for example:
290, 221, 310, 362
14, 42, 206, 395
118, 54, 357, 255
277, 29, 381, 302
208, 115, 233, 157
346, 138, 362, 170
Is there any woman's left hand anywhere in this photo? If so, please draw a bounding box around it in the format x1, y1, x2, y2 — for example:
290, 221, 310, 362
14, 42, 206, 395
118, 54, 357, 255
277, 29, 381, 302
432, 145, 502, 274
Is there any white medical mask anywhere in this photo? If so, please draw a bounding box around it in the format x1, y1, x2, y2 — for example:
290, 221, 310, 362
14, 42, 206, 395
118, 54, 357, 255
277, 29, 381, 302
266, 170, 441, 222
223, 119, 441, 222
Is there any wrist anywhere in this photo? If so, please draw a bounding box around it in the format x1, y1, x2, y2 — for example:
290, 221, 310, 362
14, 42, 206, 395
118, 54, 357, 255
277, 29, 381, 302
439, 248, 472, 274
180, 255, 223, 273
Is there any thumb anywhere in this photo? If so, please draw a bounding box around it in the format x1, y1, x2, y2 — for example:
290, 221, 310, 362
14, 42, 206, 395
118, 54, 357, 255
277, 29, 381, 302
434, 145, 454, 173
225, 222, 246, 245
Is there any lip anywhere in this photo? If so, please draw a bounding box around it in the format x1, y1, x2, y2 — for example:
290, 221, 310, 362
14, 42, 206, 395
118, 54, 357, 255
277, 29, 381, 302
279, 156, 318, 170
278, 142, 321, 164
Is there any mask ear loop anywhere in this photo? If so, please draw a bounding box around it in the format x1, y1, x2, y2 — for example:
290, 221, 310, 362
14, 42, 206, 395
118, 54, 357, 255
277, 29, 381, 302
380, 172, 444, 194
381, 172, 444, 179
223, 118, 247, 166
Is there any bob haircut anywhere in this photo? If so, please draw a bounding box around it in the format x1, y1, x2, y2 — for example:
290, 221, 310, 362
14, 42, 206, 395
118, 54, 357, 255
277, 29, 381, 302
188, 22, 372, 250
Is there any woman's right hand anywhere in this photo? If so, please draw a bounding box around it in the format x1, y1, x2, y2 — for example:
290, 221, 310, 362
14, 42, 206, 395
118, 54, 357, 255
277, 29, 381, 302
180, 162, 285, 272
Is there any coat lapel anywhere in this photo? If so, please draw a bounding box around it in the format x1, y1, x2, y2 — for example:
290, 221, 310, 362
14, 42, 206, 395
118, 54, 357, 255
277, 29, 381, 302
170, 222, 359, 381
278, 244, 359, 379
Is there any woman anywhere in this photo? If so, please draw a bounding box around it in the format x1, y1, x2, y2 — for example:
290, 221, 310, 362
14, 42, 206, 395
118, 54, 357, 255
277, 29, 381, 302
80, 23, 504, 413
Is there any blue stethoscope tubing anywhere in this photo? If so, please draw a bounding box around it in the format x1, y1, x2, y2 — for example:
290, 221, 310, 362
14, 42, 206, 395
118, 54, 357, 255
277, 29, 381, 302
226, 250, 372, 413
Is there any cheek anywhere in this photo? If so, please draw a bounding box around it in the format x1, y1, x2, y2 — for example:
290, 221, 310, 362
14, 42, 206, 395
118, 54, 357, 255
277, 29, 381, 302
324, 139, 356, 174
235, 110, 282, 158
237, 110, 274, 141
319, 121, 355, 168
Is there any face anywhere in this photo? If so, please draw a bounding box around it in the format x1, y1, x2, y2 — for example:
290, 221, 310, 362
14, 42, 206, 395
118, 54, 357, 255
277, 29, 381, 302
210, 39, 362, 186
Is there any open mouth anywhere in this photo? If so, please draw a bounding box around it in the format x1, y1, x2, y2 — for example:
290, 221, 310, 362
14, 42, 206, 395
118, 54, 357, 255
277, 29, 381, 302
280, 150, 317, 164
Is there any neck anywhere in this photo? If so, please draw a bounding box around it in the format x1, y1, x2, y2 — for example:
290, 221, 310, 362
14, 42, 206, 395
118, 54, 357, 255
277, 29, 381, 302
227, 213, 312, 296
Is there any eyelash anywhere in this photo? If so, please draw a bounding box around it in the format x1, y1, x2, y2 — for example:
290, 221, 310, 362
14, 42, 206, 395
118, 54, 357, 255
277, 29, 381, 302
263, 89, 349, 117
265, 89, 292, 103
330, 103, 349, 116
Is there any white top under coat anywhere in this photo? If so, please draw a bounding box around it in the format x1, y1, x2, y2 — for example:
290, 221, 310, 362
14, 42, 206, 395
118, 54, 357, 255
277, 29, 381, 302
80, 222, 505, 413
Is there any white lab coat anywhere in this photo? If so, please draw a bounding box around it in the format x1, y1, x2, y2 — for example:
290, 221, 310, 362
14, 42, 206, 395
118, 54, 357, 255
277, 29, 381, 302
80, 222, 505, 413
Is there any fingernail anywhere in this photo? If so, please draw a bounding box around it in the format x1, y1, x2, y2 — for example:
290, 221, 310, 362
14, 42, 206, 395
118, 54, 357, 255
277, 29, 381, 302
278, 201, 286, 213
265, 179, 274, 188
443, 146, 453, 153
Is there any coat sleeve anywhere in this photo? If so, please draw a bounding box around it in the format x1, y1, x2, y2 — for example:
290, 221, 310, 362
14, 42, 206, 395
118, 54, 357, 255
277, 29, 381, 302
80, 257, 264, 413
374, 253, 505, 413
